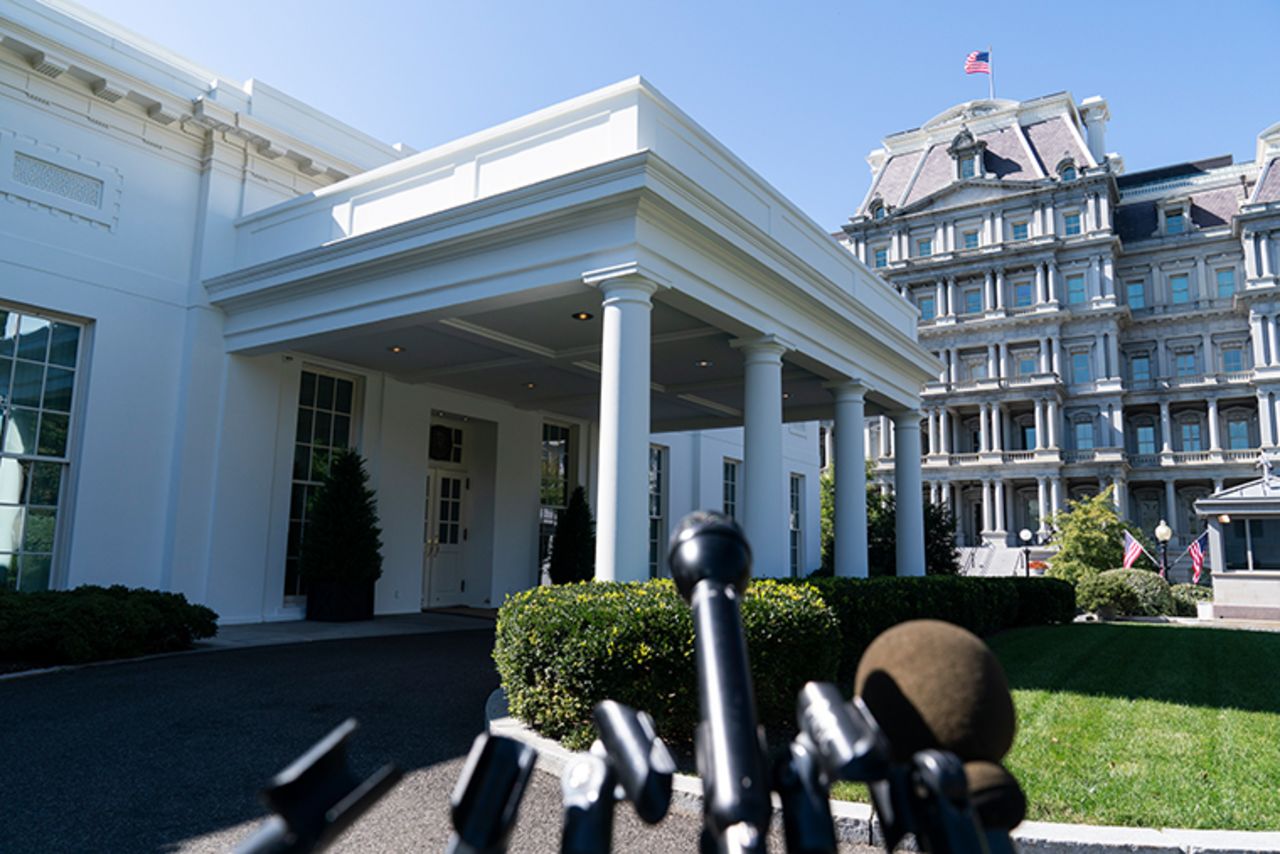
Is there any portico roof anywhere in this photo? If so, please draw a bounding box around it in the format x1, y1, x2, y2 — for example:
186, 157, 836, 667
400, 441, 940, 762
204, 78, 939, 427
1196, 473, 1280, 516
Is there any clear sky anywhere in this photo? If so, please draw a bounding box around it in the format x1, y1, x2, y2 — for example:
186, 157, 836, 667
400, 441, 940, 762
75, 0, 1277, 230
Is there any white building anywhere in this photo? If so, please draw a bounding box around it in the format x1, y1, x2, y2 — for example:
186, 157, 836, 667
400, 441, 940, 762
0, 1, 935, 622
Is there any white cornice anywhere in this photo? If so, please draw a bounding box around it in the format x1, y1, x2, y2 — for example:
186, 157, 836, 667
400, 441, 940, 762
1118, 163, 1257, 203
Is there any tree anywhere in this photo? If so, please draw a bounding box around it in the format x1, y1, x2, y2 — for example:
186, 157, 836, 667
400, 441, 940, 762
299, 449, 383, 585
548, 486, 595, 584
1046, 486, 1153, 585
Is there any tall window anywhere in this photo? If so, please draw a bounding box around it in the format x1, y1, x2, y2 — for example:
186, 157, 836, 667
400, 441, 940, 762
286, 370, 356, 596
917, 238, 933, 258
1066, 274, 1087, 305
1064, 212, 1082, 236
1018, 356, 1038, 377
918, 295, 936, 321
1014, 282, 1033, 307
1071, 352, 1092, 384
1217, 269, 1236, 298
0, 308, 82, 591
1222, 347, 1244, 374
1170, 274, 1190, 304
964, 289, 982, 315
1228, 418, 1250, 450
1180, 422, 1202, 452
1011, 221, 1029, 241
789, 474, 804, 577
1175, 352, 1197, 378
1131, 355, 1151, 383
1166, 210, 1185, 235
1136, 424, 1157, 455
873, 247, 888, 268
648, 445, 667, 578
723, 459, 740, 520
1020, 424, 1036, 450
1127, 281, 1146, 309
959, 157, 976, 179
538, 423, 573, 569
1074, 420, 1095, 450
962, 230, 979, 249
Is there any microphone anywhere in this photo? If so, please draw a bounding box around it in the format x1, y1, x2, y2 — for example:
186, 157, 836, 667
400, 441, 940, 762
668, 511, 770, 853
965, 760, 1026, 854
447, 733, 537, 854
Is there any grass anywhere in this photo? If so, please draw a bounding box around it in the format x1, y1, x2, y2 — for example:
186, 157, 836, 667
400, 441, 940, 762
835, 622, 1280, 830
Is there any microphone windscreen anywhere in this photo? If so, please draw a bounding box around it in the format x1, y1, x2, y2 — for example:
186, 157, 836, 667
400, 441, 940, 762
964, 761, 1026, 830
854, 620, 1015, 763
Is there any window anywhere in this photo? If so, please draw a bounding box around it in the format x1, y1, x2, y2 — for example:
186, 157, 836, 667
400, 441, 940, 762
1136, 424, 1157, 455
0, 308, 82, 592
1018, 356, 1038, 377
1066, 274, 1087, 305
1020, 424, 1036, 450
1059, 163, 1077, 181
723, 459, 740, 520
963, 289, 982, 315
648, 445, 667, 578
959, 157, 975, 179
1176, 352, 1197, 378
1217, 268, 1236, 298
1127, 281, 1146, 309
1228, 418, 1251, 450
1180, 422, 1202, 452
1064, 212, 1082, 236
871, 201, 886, 221
918, 295, 936, 321
917, 238, 933, 257
789, 474, 804, 577
1071, 351, 1092, 384
873, 247, 888, 268
962, 230, 979, 250
1222, 347, 1244, 374
1131, 355, 1151, 383
1166, 210, 1185, 235
1074, 420, 1095, 450
1012, 221, 1029, 241
538, 423, 573, 569
1170, 274, 1190, 304
1014, 282, 1034, 307
287, 369, 357, 596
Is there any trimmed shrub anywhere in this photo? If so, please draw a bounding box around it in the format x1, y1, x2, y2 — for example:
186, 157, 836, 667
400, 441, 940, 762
1046, 558, 1097, 587
1098, 568, 1175, 617
1171, 582, 1213, 617
1077, 573, 1140, 617
548, 486, 594, 584
493, 578, 839, 749
789, 576, 1075, 686
0, 585, 218, 667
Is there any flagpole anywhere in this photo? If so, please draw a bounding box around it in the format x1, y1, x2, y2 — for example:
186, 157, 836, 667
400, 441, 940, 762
988, 45, 995, 100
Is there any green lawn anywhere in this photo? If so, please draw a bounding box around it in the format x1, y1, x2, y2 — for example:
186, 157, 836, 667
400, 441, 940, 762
836, 623, 1280, 830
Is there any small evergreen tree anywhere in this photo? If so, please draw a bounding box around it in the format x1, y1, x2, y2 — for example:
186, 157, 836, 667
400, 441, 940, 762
299, 450, 383, 584
1046, 486, 1152, 585
548, 486, 595, 584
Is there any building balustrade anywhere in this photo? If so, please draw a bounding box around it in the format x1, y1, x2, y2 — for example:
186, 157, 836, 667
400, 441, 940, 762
1003, 450, 1036, 463
1061, 449, 1096, 463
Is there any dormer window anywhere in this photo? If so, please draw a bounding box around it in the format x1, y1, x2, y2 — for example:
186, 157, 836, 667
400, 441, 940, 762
870, 199, 886, 221
947, 128, 987, 182
1057, 159, 1077, 181
959, 157, 976, 179
1166, 208, 1186, 235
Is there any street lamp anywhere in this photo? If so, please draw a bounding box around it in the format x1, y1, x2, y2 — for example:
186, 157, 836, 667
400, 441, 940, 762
1019, 528, 1033, 577
1155, 519, 1173, 579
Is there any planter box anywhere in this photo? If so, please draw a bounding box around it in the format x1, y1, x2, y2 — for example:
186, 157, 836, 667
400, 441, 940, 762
306, 579, 376, 622
1196, 600, 1214, 620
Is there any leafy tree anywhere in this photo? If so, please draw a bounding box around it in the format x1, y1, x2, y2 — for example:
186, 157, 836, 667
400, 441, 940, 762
299, 450, 383, 584
548, 486, 595, 584
1046, 486, 1152, 585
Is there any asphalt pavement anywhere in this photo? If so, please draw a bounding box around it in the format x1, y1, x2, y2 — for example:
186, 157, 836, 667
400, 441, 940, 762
0, 628, 878, 853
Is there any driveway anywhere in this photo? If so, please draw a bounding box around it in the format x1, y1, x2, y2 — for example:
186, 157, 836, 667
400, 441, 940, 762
0, 629, 877, 852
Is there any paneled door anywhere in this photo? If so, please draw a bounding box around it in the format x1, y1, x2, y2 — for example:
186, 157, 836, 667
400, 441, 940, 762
422, 470, 468, 608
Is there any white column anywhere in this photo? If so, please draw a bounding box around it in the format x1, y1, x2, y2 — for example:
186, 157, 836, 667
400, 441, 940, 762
1051, 477, 1064, 517
1098, 194, 1110, 231
737, 336, 790, 577
993, 479, 1006, 533
879, 415, 890, 457
987, 344, 997, 378
1103, 257, 1115, 298
947, 278, 958, 317
997, 342, 1008, 380
1039, 339, 1050, 374
1164, 480, 1178, 538
926, 409, 938, 456
1108, 334, 1121, 380
939, 407, 951, 454
1251, 313, 1267, 366
995, 269, 1006, 310
1036, 476, 1049, 534
979, 402, 991, 452
1160, 400, 1173, 453
1047, 399, 1059, 448
1053, 336, 1064, 375
1035, 263, 1046, 304
1270, 317, 1280, 366
1263, 233, 1274, 277
935, 279, 945, 315
1113, 477, 1127, 515
831, 383, 868, 578
1086, 194, 1097, 230
1044, 199, 1055, 236
593, 276, 657, 582
991, 403, 1004, 452
981, 480, 993, 533
947, 348, 958, 384
1033, 400, 1045, 450
984, 271, 995, 312
893, 410, 926, 577
994, 209, 1004, 242
1208, 399, 1221, 451
1260, 392, 1276, 447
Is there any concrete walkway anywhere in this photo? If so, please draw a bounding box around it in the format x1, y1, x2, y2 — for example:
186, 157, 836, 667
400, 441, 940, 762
202, 609, 496, 650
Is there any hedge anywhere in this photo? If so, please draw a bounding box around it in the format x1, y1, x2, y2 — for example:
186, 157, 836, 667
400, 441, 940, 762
1171, 583, 1212, 617
493, 579, 840, 749
1077, 572, 1140, 616
1099, 569, 1175, 617
792, 576, 1076, 686
0, 585, 219, 667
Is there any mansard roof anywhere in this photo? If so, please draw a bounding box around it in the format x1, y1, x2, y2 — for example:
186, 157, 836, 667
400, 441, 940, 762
1254, 158, 1280, 203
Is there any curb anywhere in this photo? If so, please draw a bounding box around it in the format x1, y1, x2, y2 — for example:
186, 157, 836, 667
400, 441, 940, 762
485, 690, 1280, 853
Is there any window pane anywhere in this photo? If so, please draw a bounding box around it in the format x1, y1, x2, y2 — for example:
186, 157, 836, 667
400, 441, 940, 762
293, 444, 310, 481
295, 408, 313, 443
312, 411, 332, 446
18, 554, 51, 593
1167, 212, 1184, 234
47, 323, 80, 368
22, 507, 55, 553
1137, 426, 1156, 454
1015, 283, 1032, 307
0, 312, 16, 358
1223, 350, 1243, 373
1217, 269, 1236, 298
1075, 422, 1094, 450
37, 412, 68, 457
1065, 214, 1081, 236
1012, 222, 1028, 241
27, 462, 60, 506
1067, 276, 1086, 304
960, 158, 975, 179
316, 375, 335, 410
332, 415, 351, 448
1132, 357, 1150, 381
16, 316, 50, 362
965, 291, 982, 314
1019, 358, 1037, 376
42, 367, 74, 412
11, 361, 43, 408
963, 231, 978, 249
299, 372, 316, 407
335, 379, 354, 414
310, 447, 331, 481
5, 408, 38, 455
1072, 353, 1091, 382
874, 249, 887, 268
1170, 275, 1189, 304
1228, 421, 1250, 449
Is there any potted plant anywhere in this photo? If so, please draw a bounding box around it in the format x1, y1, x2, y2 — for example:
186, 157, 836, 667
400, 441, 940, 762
299, 450, 384, 621
547, 486, 595, 584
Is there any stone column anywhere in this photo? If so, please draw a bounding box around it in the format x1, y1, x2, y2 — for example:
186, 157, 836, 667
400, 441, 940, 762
1113, 477, 1127, 516
593, 276, 658, 581
1160, 400, 1173, 453
1103, 257, 1115, 298
1034, 400, 1045, 450
1208, 399, 1221, 451
1262, 233, 1274, 277
1108, 334, 1121, 380
1250, 312, 1267, 366
1086, 194, 1097, 230
991, 403, 1004, 452
831, 382, 868, 578
893, 410, 926, 577
998, 342, 1008, 380
948, 348, 958, 384
1098, 193, 1110, 231
1270, 316, 1280, 367
1053, 336, 1064, 375
737, 336, 790, 577
936, 279, 945, 315
1036, 476, 1049, 534
981, 479, 993, 533
1035, 263, 1046, 304
1051, 477, 1064, 517
1260, 391, 1276, 447
1164, 480, 1179, 538
939, 408, 951, 454
1044, 198, 1056, 235
984, 271, 995, 312
995, 269, 1006, 310
1040, 339, 1050, 374
979, 402, 991, 452
1197, 256, 1209, 300
987, 344, 997, 378
993, 479, 1006, 534
1047, 399, 1060, 448
947, 278, 958, 317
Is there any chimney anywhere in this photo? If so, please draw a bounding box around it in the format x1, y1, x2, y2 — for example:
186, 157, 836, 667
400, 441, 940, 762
1079, 96, 1110, 166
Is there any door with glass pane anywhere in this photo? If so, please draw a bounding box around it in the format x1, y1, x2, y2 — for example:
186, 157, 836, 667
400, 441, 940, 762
422, 470, 468, 607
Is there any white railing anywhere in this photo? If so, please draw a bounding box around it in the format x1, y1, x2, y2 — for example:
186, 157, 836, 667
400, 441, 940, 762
950, 453, 980, 465
1003, 451, 1035, 462
1222, 449, 1262, 463
1128, 453, 1161, 467
1219, 371, 1253, 383
1061, 449, 1096, 463
1171, 451, 1213, 464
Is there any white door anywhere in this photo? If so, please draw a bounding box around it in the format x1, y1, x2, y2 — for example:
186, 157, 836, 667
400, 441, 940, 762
422, 469, 469, 608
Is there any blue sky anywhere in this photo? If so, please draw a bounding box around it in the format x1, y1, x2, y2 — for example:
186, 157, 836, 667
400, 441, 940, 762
80, 0, 1276, 229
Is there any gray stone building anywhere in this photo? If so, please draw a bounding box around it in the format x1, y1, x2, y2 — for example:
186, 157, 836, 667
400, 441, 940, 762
839, 92, 1280, 575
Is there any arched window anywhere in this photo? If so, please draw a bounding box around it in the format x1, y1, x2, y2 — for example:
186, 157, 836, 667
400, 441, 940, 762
1057, 159, 1077, 181
870, 199, 886, 221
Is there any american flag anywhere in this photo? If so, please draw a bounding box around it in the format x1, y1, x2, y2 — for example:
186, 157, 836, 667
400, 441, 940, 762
1122, 530, 1147, 569
964, 51, 991, 75
1189, 531, 1209, 584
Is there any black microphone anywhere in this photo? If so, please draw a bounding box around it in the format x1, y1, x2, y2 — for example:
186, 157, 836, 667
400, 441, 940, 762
668, 511, 770, 853
593, 701, 675, 824
447, 733, 537, 854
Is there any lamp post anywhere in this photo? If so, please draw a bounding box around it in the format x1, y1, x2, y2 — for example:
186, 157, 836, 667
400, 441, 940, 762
1019, 528, 1033, 577
1155, 519, 1173, 579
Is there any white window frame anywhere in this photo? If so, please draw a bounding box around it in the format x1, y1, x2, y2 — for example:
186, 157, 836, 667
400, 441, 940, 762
648, 444, 668, 578
723, 458, 740, 521
789, 473, 804, 577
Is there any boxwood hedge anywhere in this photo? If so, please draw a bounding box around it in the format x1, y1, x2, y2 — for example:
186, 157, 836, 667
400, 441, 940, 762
1170, 582, 1212, 617
0, 585, 219, 668
493, 578, 840, 749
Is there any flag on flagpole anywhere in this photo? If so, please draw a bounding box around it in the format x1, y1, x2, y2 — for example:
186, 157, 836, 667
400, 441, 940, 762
1189, 530, 1209, 584
1122, 530, 1150, 569
964, 51, 991, 75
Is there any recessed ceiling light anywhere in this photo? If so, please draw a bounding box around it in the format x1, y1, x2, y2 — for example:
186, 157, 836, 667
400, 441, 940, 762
695, 360, 714, 368
388, 345, 405, 354
571, 311, 594, 321
783, 392, 791, 400
526, 382, 536, 389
